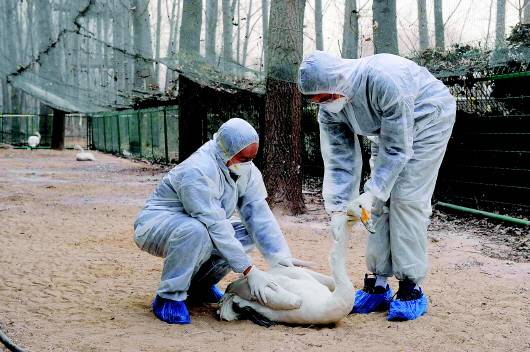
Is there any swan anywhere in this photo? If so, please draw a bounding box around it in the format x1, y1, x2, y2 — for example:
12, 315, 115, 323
218, 215, 354, 325
74, 144, 96, 161
27, 132, 41, 149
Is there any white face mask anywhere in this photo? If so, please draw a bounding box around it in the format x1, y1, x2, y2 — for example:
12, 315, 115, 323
321, 97, 348, 113
228, 161, 252, 177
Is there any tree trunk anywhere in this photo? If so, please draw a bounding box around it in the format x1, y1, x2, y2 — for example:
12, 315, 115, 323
262, 0, 306, 215
342, 0, 359, 58
495, 0, 506, 49
315, 0, 324, 50
242, 0, 253, 66
180, 0, 202, 54
524, 0, 530, 24
132, 0, 156, 90
222, 0, 235, 66
237, 0, 241, 63
178, 76, 206, 161
261, 0, 269, 72
205, 0, 219, 62
434, 0, 445, 49
165, 0, 180, 91
178, 0, 204, 161
486, 0, 494, 47
0, 1, 10, 112
417, 0, 429, 51
5, 1, 22, 114
155, 0, 162, 84
51, 109, 66, 150
372, 0, 399, 54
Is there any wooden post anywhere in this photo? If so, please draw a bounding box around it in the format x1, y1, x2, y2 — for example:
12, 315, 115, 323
178, 75, 206, 162
51, 108, 66, 150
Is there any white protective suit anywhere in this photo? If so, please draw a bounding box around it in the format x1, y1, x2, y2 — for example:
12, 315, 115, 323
134, 118, 291, 301
298, 51, 456, 284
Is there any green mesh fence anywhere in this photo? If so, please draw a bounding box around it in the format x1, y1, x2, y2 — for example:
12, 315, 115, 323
90, 106, 179, 163
0, 113, 88, 148
437, 67, 530, 214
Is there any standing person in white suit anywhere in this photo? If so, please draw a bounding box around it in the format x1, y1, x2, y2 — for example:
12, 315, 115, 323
298, 51, 456, 321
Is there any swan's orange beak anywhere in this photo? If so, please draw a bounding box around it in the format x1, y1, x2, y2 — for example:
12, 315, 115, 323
361, 208, 370, 223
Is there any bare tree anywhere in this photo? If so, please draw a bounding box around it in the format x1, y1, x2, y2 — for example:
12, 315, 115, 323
262, 0, 306, 214
179, 0, 202, 55
261, 0, 269, 72
418, 0, 429, 51
315, 0, 324, 50
132, 0, 156, 90
222, 0, 237, 66
372, 0, 399, 54
434, 0, 445, 49
342, 0, 359, 58
524, 0, 530, 23
178, 0, 205, 161
164, 0, 181, 91
237, 1, 241, 63
155, 0, 162, 84
486, 0, 494, 47
205, 0, 219, 61
495, 0, 506, 48
241, 1, 254, 66
0, 0, 12, 113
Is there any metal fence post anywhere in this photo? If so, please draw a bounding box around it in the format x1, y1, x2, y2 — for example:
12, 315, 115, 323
150, 110, 155, 159
137, 111, 142, 158
163, 107, 169, 164
103, 114, 107, 152
116, 113, 121, 155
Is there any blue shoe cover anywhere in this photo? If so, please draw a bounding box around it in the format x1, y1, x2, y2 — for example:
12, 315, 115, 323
351, 287, 393, 314
204, 285, 224, 303
387, 293, 428, 321
152, 295, 191, 324
189, 285, 224, 304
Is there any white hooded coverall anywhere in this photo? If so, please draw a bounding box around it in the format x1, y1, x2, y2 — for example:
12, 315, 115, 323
134, 118, 291, 301
298, 51, 456, 284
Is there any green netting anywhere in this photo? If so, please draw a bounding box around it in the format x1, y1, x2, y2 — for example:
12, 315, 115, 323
1, 1, 529, 114
0, 113, 87, 148
90, 107, 179, 163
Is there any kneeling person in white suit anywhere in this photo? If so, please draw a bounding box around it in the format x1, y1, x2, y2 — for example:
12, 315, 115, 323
134, 118, 304, 324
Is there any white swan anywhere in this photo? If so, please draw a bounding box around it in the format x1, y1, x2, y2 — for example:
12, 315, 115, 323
27, 132, 41, 149
74, 144, 96, 161
218, 215, 354, 325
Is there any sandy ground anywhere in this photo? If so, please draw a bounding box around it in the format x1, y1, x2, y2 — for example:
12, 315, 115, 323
0, 149, 529, 352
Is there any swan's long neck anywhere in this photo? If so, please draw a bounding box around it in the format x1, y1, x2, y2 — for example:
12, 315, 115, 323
329, 219, 354, 298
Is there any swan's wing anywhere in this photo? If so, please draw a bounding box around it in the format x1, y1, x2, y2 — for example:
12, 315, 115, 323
226, 277, 302, 310
304, 270, 336, 291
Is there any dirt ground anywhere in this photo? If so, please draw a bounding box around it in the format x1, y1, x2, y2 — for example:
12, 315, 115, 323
1, 149, 529, 352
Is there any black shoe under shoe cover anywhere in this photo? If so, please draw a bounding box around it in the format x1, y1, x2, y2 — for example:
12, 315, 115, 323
395, 279, 422, 301
362, 274, 389, 294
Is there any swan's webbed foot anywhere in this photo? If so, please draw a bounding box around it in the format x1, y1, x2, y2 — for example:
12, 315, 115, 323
232, 304, 276, 328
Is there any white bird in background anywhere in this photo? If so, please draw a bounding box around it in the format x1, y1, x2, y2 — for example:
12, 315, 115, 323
74, 144, 96, 161
122, 149, 132, 158
27, 132, 41, 149
218, 215, 354, 326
